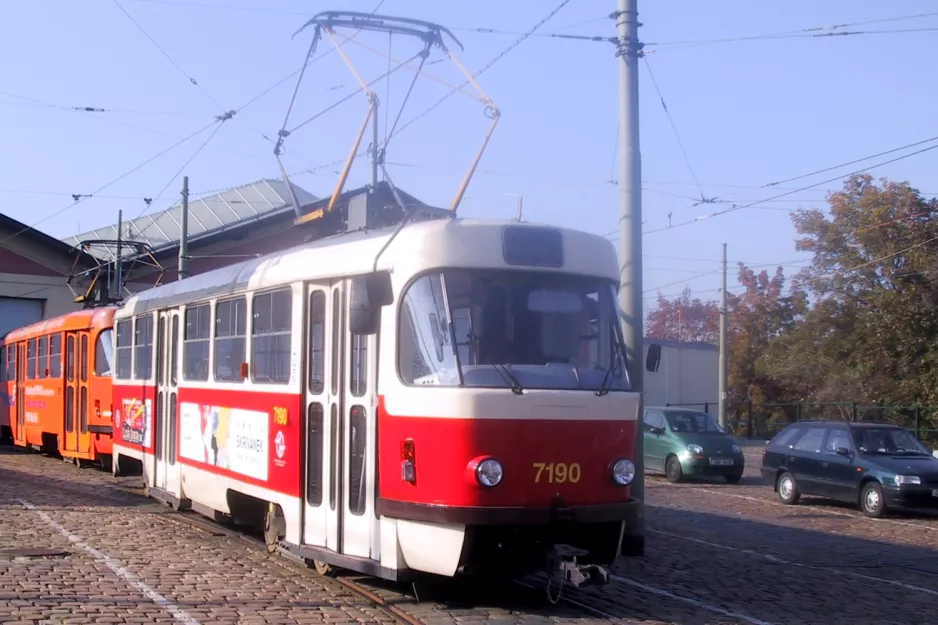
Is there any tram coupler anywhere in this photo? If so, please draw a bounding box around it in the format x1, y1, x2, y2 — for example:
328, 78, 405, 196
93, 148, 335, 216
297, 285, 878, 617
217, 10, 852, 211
552, 555, 609, 588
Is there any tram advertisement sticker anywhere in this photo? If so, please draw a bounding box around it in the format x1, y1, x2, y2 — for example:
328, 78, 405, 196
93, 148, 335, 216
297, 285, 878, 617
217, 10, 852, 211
180, 402, 269, 481
120, 398, 152, 448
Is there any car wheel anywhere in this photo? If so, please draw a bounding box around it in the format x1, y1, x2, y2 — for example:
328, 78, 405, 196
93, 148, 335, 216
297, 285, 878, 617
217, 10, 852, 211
859, 481, 887, 518
776, 471, 800, 505
724, 472, 743, 485
665, 456, 683, 483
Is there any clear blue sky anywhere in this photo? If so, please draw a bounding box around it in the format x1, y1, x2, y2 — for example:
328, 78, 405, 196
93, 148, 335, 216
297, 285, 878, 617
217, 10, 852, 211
2, 0, 936, 306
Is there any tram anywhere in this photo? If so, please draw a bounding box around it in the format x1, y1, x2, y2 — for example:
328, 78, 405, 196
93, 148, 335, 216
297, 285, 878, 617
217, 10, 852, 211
0, 306, 117, 466
110, 216, 650, 583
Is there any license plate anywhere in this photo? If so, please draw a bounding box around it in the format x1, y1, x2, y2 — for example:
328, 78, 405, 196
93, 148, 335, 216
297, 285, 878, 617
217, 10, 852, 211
931, 489, 938, 498
709, 458, 733, 466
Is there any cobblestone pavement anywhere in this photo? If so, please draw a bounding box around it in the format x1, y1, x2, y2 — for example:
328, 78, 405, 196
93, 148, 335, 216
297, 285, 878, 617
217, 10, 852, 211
1, 445, 937, 625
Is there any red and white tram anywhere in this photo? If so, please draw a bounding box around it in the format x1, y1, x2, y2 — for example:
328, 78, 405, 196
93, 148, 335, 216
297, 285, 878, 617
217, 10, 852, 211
111, 216, 647, 583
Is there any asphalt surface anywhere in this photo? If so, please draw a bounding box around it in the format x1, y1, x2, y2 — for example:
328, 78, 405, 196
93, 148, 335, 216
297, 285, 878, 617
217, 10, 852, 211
0, 445, 934, 624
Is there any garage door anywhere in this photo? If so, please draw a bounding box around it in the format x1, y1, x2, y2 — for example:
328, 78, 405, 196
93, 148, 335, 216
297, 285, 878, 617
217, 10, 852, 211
0, 297, 43, 338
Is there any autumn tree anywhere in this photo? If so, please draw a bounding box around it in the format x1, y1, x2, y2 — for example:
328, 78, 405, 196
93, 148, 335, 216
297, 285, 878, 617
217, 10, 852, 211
725, 264, 807, 433
645, 287, 719, 343
768, 174, 938, 409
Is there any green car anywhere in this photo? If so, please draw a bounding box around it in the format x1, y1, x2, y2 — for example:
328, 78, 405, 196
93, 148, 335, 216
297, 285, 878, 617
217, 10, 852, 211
642, 406, 745, 484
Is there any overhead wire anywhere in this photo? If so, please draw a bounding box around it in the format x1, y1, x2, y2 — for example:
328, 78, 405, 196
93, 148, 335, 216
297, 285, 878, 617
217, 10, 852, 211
636, 137, 938, 236
0, 119, 222, 245
0, 90, 268, 162
111, 0, 274, 143
641, 56, 709, 203
131, 121, 228, 238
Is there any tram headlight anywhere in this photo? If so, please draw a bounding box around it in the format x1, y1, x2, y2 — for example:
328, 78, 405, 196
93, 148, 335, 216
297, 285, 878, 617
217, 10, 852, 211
611, 458, 636, 486
475, 458, 504, 487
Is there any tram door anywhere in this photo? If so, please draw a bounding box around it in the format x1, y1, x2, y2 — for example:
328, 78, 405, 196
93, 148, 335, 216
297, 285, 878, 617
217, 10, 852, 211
14, 343, 26, 446
64, 334, 80, 453
77, 333, 91, 453
340, 279, 379, 560
153, 311, 181, 495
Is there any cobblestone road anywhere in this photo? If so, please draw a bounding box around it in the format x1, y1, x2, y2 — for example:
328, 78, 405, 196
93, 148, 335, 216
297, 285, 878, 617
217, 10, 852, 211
1, 445, 936, 624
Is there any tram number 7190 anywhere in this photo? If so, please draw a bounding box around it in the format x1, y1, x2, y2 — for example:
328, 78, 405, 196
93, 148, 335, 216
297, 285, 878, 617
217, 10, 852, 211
532, 462, 582, 484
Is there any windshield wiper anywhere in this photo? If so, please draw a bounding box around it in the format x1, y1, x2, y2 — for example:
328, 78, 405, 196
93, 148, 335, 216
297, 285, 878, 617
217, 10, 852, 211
491, 363, 524, 395
595, 356, 624, 396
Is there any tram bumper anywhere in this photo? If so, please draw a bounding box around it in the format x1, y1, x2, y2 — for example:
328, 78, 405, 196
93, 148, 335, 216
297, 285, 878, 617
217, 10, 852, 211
384, 499, 641, 579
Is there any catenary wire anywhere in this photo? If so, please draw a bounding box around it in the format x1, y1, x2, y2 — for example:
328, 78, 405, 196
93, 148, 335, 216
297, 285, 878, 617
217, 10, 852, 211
0, 119, 220, 245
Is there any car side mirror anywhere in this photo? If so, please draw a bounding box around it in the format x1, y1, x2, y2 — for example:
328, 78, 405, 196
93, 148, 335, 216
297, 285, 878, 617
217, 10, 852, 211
835, 447, 851, 457
648, 425, 663, 436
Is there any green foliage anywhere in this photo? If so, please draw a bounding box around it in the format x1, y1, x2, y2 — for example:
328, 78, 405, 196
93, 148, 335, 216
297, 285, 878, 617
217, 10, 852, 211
645, 173, 938, 436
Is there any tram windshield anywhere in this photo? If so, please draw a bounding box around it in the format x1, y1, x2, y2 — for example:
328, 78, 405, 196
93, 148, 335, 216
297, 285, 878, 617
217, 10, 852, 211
398, 269, 630, 392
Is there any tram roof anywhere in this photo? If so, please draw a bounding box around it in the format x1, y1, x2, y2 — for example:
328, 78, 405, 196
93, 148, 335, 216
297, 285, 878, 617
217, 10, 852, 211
2, 306, 117, 343
117, 218, 619, 316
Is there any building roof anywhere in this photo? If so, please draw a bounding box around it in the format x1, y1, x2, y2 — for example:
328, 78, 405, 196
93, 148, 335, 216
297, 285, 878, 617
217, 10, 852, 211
0, 213, 96, 268
62, 179, 319, 260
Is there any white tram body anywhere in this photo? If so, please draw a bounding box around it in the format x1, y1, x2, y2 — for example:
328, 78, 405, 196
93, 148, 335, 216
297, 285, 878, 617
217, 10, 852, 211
111, 217, 643, 582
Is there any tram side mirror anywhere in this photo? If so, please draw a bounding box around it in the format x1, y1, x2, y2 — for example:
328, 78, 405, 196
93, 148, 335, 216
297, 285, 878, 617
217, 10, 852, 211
646, 343, 662, 373
349, 271, 393, 336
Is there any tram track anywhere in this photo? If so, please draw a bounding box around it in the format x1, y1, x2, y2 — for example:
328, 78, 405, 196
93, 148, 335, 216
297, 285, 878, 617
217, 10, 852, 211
164, 505, 633, 624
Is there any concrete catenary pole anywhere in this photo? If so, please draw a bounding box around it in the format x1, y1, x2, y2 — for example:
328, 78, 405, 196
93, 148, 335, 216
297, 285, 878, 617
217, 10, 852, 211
616, 0, 645, 555
719, 242, 728, 428
178, 176, 190, 281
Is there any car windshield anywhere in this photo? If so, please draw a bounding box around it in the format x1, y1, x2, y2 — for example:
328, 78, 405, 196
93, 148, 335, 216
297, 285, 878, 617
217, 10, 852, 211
852, 427, 931, 456
664, 410, 724, 434
398, 269, 629, 391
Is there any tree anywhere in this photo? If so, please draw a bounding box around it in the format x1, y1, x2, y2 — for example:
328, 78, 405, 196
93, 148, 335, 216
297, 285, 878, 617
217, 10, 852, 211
725, 264, 807, 433
645, 287, 719, 343
770, 174, 938, 408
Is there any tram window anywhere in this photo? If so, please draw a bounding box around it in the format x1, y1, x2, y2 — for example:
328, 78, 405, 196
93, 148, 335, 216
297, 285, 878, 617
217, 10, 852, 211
6, 345, 15, 382
331, 292, 340, 395
398, 273, 458, 385
349, 335, 367, 397
49, 334, 62, 378
348, 405, 367, 516
94, 329, 113, 377
215, 296, 246, 382
184, 303, 211, 381
115, 320, 133, 380
306, 402, 324, 506
251, 288, 293, 384
66, 336, 75, 382
80, 386, 88, 434
134, 315, 154, 380
80, 335, 89, 383
38, 337, 48, 379
0, 347, 4, 382
26, 339, 36, 380
309, 291, 326, 395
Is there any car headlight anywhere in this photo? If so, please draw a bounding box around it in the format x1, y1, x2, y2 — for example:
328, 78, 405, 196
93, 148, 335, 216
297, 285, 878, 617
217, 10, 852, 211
687, 444, 703, 455
896, 475, 921, 485
611, 458, 636, 486
732, 444, 741, 454
476, 458, 504, 487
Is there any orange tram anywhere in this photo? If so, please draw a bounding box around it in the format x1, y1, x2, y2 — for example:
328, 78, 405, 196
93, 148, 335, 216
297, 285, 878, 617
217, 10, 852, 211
0, 306, 117, 467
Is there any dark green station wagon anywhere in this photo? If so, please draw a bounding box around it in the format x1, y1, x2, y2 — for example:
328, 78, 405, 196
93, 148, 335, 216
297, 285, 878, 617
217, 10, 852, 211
642, 406, 745, 484
761, 420, 938, 517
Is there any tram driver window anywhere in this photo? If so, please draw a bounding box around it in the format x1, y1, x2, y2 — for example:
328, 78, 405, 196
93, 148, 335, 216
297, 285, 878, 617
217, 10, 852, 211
93, 330, 113, 377
401, 269, 625, 391
398, 273, 459, 385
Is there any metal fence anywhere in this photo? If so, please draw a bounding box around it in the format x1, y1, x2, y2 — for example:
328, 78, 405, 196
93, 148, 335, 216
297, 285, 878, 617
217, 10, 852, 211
657, 400, 938, 446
